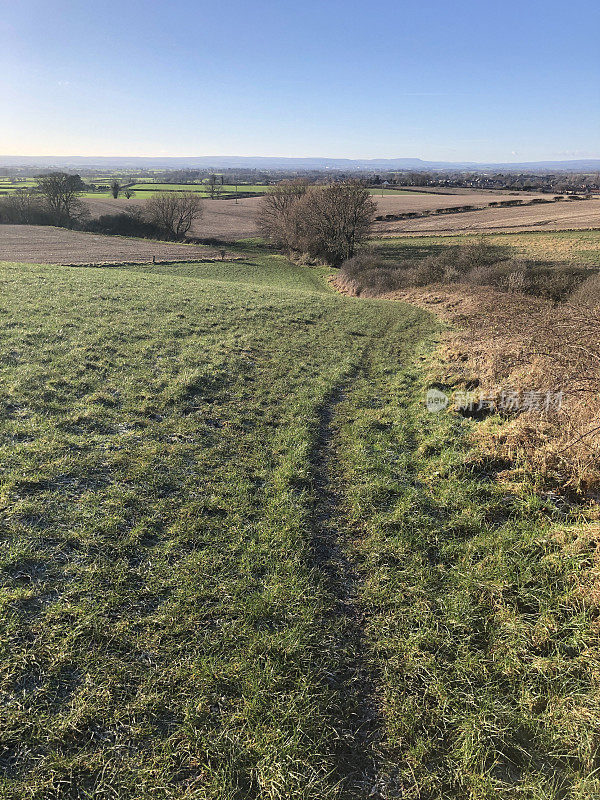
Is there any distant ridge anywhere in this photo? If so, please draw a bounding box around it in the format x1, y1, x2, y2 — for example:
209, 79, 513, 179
1, 155, 599, 172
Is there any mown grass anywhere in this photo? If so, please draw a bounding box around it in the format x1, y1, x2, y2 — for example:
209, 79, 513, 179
0, 245, 598, 798
372, 229, 600, 266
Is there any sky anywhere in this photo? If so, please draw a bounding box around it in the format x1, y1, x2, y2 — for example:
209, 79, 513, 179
1, 0, 598, 163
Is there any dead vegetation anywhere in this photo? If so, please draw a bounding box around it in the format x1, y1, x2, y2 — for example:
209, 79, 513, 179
333, 276, 600, 493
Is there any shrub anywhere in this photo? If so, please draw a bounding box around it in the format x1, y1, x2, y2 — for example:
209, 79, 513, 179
82, 212, 163, 239
339, 250, 414, 294
144, 192, 203, 239
524, 267, 588, 301
0, 191, 57, 225
414, 257, 445, 286
456, 238, 506, 271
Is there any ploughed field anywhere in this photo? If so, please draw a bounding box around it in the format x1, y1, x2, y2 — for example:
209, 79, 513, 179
1, 246, 599, 799
85, 196, 262, 241
375, 197, 600, 235
83, 190, 600, 241
0, 225, 216, 264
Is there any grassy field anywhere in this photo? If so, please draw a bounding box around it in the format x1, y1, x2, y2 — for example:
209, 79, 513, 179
1, 246, 599, 798
0, 179, 430, 199
372, 229, 600, 266
127, 183, 272, 195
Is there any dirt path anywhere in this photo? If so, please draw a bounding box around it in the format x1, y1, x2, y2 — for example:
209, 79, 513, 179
310, 326, 394, 799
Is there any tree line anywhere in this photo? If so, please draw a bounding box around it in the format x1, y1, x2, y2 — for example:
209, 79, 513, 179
0, 172, 204, 239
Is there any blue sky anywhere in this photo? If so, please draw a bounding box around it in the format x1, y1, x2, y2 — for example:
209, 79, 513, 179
1, 0, 598, 162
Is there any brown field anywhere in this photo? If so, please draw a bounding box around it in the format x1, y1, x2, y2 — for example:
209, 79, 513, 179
374, 197, 600, 235
371, 187, 547, 213
85, 191, 599, 241
85, 196, 261, 241
0, 224, 217, 264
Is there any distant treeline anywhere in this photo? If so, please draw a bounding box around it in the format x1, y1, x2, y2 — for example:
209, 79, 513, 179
369, 170, 600, 194
2, 166, 599, 195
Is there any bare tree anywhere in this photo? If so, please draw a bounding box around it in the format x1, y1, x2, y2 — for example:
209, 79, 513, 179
35, 172, 88, 224
124, 189, 135, 199
257, 180, 308, 251
111, 179, 121, 199
297, 182, 376, 265
206, 174, 223, 199
0, 189, 48, 224
257, 180, 375, 265
144, 192, 203, 239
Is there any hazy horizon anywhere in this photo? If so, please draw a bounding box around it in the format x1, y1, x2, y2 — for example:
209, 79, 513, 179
1, 154, 600, 165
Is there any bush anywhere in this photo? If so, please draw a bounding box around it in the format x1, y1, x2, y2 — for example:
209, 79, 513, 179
414, 257, 445, 286
0, 191, 57, 225
82, 212, 163, 239
340, 250, 414, 294
144, 192, 203, 239
523, 267, 588, 301
460, 257, 589, 301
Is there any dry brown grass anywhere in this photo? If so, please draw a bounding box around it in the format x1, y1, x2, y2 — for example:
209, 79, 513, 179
333, 277, 600, 492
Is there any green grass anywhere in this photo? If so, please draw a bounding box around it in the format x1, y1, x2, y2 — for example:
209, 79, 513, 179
0, 245, 599, 798
127, 183, 272, 196
0, 180, 430, 199
372, 229, 600, 265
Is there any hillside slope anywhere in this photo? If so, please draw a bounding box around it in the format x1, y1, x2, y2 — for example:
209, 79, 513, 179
0, 249, 598, 799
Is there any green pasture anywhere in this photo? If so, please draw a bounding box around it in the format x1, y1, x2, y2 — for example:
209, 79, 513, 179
0, 245, 598, 798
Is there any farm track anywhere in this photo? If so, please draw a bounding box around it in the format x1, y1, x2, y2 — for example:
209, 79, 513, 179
310, 324, 393, 799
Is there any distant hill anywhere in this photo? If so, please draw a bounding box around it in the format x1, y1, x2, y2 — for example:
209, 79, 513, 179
1, 155, 599, 172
